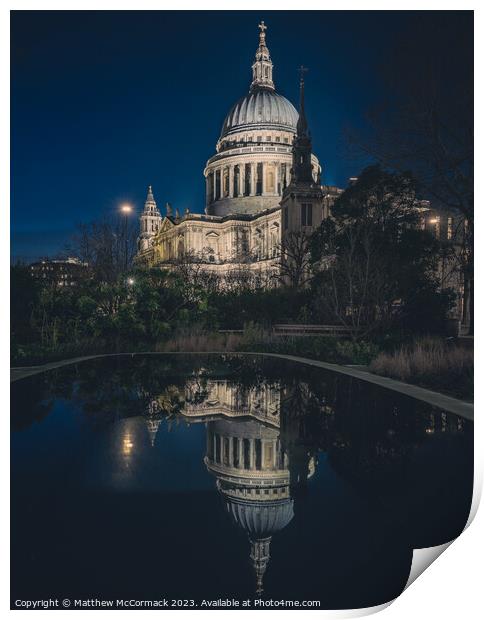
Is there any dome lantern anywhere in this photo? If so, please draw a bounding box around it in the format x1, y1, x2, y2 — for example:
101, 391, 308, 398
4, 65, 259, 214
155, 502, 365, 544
251, 21, 275, 92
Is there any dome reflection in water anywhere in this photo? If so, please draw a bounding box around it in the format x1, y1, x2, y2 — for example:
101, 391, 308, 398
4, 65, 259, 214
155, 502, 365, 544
10, 355, 473, 609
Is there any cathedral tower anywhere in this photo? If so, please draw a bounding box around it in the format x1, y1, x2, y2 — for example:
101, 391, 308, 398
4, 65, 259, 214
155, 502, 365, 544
139, 186, 162, 252
280, 69, 325, 238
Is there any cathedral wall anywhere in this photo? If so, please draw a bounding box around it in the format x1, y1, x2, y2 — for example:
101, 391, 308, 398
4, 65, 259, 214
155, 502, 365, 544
140, 208, 282, 268
211, 195, 281, 216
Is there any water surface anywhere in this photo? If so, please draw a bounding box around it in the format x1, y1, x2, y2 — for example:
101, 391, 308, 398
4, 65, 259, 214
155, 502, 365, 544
11, 354, 473, 609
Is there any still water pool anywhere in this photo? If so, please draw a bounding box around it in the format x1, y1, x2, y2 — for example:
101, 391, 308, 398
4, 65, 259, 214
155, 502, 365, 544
11, 354, 473, 610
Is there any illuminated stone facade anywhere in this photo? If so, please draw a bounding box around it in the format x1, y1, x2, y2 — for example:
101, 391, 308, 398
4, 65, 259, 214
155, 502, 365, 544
135, 23, 342, 279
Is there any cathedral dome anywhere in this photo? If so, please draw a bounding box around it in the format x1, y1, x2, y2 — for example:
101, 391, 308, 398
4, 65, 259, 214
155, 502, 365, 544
220, 88, 298, 139
203, 22, 321, 218
225, 496, 294, 539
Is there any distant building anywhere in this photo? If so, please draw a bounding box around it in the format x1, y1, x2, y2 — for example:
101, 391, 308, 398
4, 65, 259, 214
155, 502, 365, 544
419, 205, 470, 325
29, 257, 89, 288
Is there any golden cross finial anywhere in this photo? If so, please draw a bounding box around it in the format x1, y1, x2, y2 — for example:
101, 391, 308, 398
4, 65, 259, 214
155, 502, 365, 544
258, 21, 267, 34
299, 65, 309, 82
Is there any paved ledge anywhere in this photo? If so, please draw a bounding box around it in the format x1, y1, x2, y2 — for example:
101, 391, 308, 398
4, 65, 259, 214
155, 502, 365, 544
248, 353, 474, 421
11, 351, 473, 421
11, 355, 105, 383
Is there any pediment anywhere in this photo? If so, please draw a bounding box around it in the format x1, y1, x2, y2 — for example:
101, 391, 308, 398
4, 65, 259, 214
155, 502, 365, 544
205, 231, 220, 238
159, 217, 175, 232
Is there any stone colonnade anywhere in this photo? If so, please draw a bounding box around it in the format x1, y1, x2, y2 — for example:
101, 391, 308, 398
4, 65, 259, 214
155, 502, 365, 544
207, 160, 291, 203
207, 430, 287, 471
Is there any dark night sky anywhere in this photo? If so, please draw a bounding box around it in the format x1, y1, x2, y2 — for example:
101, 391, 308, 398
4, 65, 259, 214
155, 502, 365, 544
10, 10, 470, 260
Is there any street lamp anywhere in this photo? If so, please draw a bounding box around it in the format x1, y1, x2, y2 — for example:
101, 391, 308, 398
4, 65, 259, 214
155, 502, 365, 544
120, 204, 133, 272
127, 277, 135, 286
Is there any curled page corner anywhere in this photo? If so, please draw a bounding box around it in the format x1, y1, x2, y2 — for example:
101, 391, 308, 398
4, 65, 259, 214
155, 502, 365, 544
403, 466, 481, 593
339, 600, 395, 618
465, 472, 482, 530
404, 541, 453, 591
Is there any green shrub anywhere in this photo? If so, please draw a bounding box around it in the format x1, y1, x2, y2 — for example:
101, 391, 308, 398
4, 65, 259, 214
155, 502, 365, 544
237, 327, 380, 365
335, 340, 381, 365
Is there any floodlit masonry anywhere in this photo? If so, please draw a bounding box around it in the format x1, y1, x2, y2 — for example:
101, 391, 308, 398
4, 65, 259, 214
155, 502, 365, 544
133, 22, 468, 324
134, 22, 341, 281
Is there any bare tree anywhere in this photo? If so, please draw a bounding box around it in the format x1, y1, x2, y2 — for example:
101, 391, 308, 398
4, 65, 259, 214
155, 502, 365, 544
317, 221, 394, 340
67, 215, 138, 283
278, 231, 314, 289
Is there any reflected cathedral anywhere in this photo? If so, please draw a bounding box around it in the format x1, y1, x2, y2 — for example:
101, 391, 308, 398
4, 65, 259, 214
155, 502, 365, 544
125, 362, 467, 595
11, 355, 473, 606
142, 373, 317, 594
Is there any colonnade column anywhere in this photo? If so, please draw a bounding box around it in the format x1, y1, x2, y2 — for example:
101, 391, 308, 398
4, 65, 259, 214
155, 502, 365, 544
219, 435, 225, 464
249, 438, 255, 469
220, 166, 225, 197
212, 170, 217, 202
206, 174, 210, 205
250, 163, 256, 196
240, 164, 246, 197
237, 438, 242, 468
274, 163, 279, 195
261, 162, 266, 195
229, 165, 234, 198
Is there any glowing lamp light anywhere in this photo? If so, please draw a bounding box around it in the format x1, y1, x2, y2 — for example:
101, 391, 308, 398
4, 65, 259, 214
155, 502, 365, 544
122, 433, 134, 456
127, 277, 135, 286
120, 204, 133, 214
428, 218, 439, 224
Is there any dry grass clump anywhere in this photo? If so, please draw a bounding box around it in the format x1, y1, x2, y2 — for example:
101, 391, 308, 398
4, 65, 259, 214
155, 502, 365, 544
369, 337, 473, 399
157, 330, 242, 353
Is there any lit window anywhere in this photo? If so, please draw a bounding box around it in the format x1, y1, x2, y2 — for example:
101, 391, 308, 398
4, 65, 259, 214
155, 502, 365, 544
433, 215, 441, 238
447, 217, 453, 240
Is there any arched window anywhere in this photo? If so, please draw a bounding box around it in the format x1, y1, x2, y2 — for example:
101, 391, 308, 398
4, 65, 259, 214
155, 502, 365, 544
267, 170, 274, 193
243, 229, 249, 251
255, 228, 262, 259
178, 235, 185, 257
